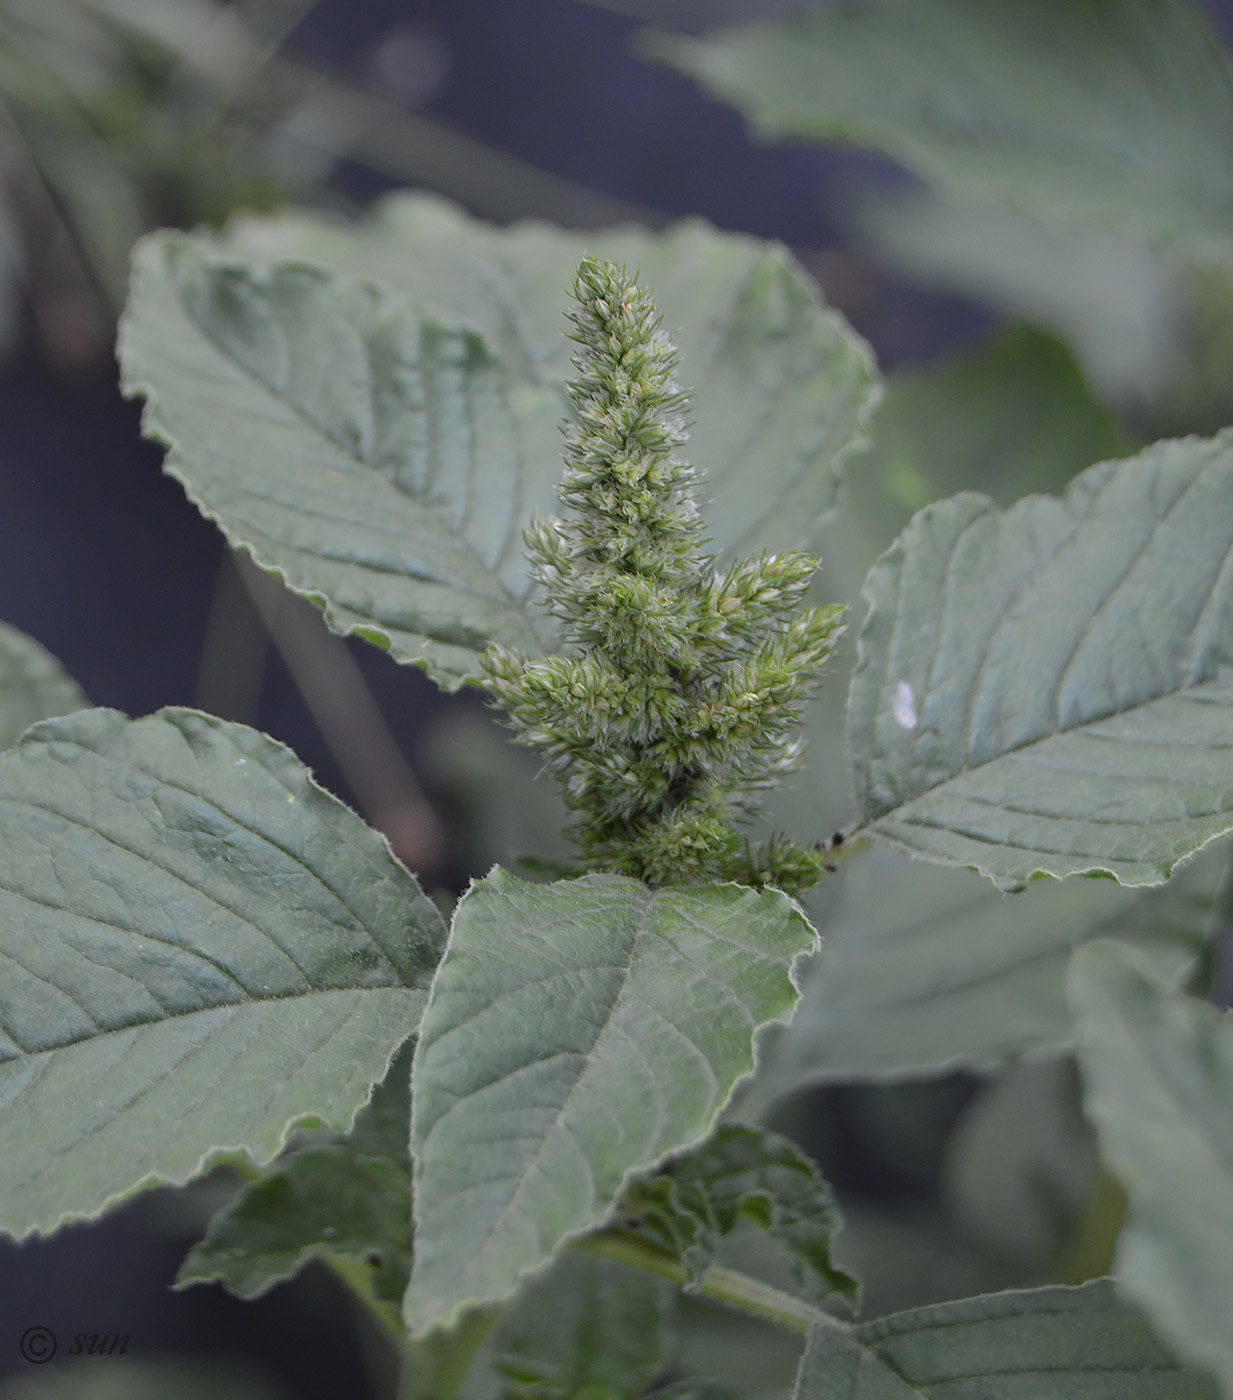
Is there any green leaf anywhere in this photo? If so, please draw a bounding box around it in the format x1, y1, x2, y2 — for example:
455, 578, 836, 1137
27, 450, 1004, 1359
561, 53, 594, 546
175, 1042, 413, 1307
1070, 940, 1233, 1396
848, 434, 1233, 891
213, 193, 880, 565
619, 1124, 856, 1309
648, 0, 1233, 260
0, 622, 87, 750
793, 1281, 1218, 1399
845, 186, 1182, 408
744, 842, 1222, 1095
0, 708, 446, 1239
487, 1251, 677, 1400
406, 868, 816, 1334
120, 237, 555, 689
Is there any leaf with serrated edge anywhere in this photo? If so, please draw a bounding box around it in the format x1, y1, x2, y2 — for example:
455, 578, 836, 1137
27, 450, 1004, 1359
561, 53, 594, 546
620, 1123, 856, 1308
406, 868, 816, 1334
120, 240, 555, 690
793, 1281, 1218, 1399
0, 622, 87, 750
1071, 941, 1233, 1396
176, 1042, 413, 1304
848, 434, 1233, 891
488, 1251, 677, 1400
744, 841, 1222, 1099
0, 708, 446, 1239
213, 192, 880, 567
648, 0, 1233, 262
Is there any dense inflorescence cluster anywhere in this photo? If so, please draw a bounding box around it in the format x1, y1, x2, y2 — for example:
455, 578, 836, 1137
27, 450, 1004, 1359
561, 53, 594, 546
482, 257, 844, 894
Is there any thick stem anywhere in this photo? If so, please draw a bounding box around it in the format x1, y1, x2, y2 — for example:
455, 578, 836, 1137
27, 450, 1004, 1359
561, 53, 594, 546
580, 1227, 847, 1339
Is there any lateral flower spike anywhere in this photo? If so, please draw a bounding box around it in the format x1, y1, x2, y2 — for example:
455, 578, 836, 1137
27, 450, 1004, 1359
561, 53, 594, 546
482, 257, 844, 894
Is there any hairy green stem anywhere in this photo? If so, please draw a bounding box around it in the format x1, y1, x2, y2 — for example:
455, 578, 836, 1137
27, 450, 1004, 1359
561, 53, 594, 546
580, 1227, 846, 1339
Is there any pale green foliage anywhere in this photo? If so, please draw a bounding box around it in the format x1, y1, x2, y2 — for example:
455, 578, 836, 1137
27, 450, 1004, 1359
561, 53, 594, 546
849, 435, 1233, 890
483, 258, 844, 892
0, 621, 87, 750
406, 868, 816, 1333
0, 708, 445, 1238
1071, 942, 1233, 1398
792, 1281, 1218, 1399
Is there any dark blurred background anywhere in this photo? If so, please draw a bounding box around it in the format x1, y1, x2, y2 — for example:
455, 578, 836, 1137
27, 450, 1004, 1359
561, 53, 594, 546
3, 1, 1233, 1395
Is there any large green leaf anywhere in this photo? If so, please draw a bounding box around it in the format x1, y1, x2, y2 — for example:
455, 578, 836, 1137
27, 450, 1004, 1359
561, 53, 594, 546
0, 707, 446, 1239
406, 868, 816, 1333
121, 202, 876, 686
1070, 941, 1233, 1396
792, 1282, 1218, 1399
648, 0, 1233, 260
121, 238, 555, 689
0, 621, 87, 749
742, 842, 1222, 1098
486, 1251, 678, 1400
176, 1042, 413, 1313
848, 434, 1233, 891
618, 1123, 857, 1308
213, 193, 880, 566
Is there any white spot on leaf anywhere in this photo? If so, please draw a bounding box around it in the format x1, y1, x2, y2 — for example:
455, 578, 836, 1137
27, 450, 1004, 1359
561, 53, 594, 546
892, 681, 917, 730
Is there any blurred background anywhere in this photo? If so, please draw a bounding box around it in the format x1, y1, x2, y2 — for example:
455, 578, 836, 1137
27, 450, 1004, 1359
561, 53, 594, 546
3, 1, 1233, 1396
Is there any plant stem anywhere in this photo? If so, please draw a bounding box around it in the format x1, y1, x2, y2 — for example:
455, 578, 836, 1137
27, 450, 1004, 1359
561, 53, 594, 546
580, 1227, 847, 1339
399, 1308, 499, 1400
1063, 1164, 1128, 1284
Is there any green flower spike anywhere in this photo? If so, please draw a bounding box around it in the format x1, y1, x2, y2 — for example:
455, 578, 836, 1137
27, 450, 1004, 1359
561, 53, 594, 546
482, 257, 844, 894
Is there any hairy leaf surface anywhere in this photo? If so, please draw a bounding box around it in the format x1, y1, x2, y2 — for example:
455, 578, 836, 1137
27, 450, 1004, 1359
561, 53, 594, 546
407, 868, 815, 1333
487, 1251, 677, 1400
650, 0, 1233, 260
849, 435, 1233, 890
744, 843, 1222, 1097
793, 1281, 1218, 1399
619, 1123, 856, 1308
121, 239, 554, 688
214, 193, 879, 564
0, 708, 445, 1238
0, 622, 87, 750
176, 1043, 413, 1310
1071, 941, 1233, 1396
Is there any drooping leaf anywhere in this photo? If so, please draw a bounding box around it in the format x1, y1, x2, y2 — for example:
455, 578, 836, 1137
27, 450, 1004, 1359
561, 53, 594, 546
1070, 940, 1233, 1396
213, 193, 880, 565
175, 1042, 413, 1311
0, 622, 87, 750
0, 708, 446, 1239
792, 1281, 1218, 1399
487, 1251, 677, 1400
406, 868, 816, 1334
848, 434, 1233, 891
648, 0, 1233, 261
742, 841, 1222, 1097
618, 1124, 856, 1308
